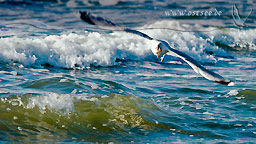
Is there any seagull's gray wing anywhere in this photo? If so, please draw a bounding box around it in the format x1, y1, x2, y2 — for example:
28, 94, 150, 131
162, 42, 233, 85
79, 11, 153, 40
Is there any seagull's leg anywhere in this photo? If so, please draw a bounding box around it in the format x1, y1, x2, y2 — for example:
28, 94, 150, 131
160, 54, 166, 62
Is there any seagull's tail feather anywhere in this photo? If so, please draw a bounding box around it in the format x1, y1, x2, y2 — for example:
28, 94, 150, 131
166, 44, 234, 86
79, 11, 118, 27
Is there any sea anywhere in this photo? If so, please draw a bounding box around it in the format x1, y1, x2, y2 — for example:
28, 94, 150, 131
0, 0, 256, 143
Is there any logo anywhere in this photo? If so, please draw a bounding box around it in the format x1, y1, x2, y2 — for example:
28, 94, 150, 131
232, 4, 253, 28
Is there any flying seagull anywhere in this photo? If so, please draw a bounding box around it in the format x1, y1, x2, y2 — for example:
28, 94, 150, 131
79, 11, 234, 86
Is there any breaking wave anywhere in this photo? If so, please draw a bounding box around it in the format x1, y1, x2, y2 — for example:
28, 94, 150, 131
1, 20, 255, 69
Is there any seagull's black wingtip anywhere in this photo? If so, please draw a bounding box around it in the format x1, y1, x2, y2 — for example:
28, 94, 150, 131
79, 11, 95, 25
79, 11, 90, 15
214, 80, 235, 86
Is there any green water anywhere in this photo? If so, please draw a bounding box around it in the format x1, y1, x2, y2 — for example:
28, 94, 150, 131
0, 0, 256, 143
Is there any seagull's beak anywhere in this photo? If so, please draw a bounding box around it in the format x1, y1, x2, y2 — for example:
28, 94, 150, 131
156, 45, 162, 59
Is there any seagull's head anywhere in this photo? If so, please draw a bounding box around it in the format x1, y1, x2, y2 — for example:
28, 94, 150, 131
151, 40, 169, 58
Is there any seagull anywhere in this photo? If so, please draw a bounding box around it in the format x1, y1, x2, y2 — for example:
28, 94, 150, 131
79, 11, 234, 86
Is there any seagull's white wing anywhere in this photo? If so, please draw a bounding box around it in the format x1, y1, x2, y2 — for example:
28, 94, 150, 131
163, 42, 233, 85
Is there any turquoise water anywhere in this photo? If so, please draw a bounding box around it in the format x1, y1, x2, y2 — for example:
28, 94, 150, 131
0, 0, 256, 143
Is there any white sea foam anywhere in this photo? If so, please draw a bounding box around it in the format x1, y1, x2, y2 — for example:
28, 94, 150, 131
26, 93, 74, 113
209, 28, 256, 50
0, 71, 17, 75
0, 31, 151, 68
1, 20, 255, 69
227, 89, 239, 96
136, 73, 198, 78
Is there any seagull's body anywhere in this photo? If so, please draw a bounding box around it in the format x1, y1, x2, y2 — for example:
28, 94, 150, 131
79, 11, 233, 86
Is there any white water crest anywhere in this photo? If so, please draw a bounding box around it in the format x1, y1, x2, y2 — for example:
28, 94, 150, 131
1, 20, 256, 69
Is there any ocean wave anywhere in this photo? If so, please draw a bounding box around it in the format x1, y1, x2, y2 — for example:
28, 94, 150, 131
1, 20, 255, 69
0, 93, 169, 142
209, 28, 256, 51
0, 31, 152, 69
1, 92, 235, 142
